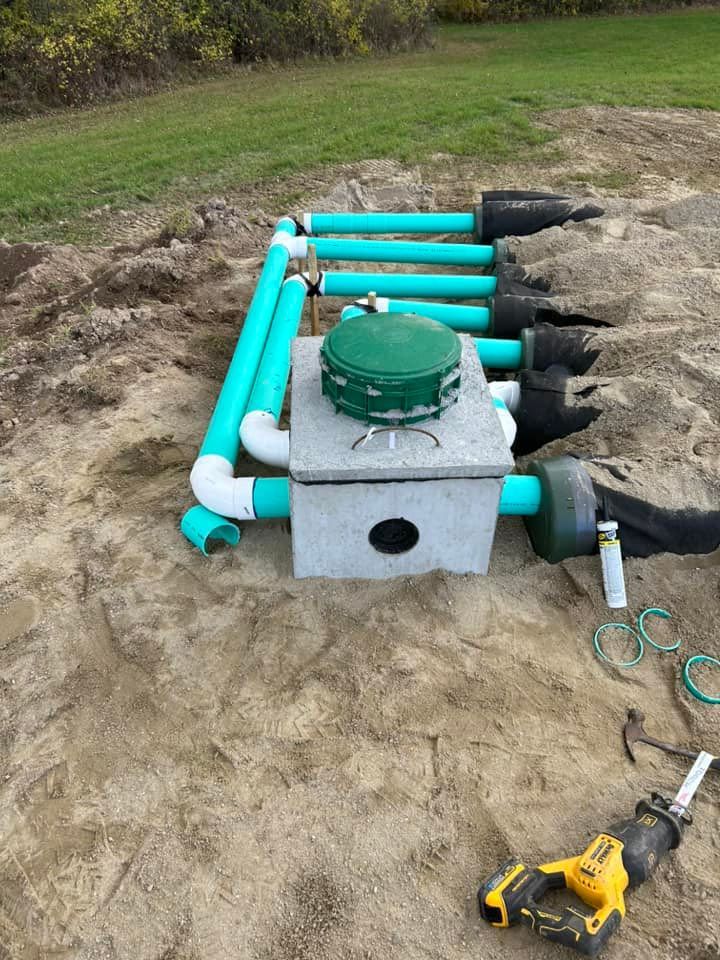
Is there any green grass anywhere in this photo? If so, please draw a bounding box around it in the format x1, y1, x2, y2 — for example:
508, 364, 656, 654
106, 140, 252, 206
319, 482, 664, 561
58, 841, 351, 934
2, 10, 720, 242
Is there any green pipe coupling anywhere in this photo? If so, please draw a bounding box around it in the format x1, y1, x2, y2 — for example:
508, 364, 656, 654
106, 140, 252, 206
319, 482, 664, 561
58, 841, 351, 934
491, 238, 513, 264
523, 455, 597, 563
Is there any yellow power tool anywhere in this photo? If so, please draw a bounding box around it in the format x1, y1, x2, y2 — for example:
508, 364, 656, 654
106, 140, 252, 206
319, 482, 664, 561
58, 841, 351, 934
478, 752, 713, 956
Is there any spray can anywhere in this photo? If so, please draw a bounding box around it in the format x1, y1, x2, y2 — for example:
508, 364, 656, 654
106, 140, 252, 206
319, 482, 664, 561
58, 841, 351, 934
597, 519, 627, 609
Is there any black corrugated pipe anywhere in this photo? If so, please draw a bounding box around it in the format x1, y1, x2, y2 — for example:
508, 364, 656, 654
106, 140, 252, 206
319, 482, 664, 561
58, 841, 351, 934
490, 294, 611, 338
520, 323, 601, 376
512, 370, 603, 455
474, 192, 604, 243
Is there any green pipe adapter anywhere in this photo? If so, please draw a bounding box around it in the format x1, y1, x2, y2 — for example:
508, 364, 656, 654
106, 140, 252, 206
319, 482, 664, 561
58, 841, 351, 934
523, 456, 598, 563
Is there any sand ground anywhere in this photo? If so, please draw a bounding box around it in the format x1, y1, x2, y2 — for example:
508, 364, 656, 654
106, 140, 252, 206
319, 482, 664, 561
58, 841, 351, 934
1, 107, 720, 960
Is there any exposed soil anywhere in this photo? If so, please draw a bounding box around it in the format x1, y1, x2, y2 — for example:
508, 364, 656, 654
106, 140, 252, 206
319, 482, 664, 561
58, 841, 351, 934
1, 107, 720, 960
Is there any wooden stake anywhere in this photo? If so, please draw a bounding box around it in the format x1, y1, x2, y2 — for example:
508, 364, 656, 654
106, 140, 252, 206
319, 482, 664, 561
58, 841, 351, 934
308, 243, 320, 336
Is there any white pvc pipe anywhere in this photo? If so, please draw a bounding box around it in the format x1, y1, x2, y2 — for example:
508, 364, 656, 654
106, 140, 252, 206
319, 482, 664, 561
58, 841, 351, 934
489, 380, 521, 415
190, 454, 257, 520
493, 400, 517, 449
489, 382, 519, 448
239, 410, 290, 469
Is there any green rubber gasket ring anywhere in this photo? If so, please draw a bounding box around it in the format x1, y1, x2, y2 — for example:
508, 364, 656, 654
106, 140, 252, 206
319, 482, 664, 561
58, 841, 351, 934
637, 608, 680, 652
593, 623, 644, 668
683, 655, 720, 705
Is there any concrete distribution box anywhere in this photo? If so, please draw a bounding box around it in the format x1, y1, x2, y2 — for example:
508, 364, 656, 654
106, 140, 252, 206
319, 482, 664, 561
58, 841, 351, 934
289, 336, 514, 579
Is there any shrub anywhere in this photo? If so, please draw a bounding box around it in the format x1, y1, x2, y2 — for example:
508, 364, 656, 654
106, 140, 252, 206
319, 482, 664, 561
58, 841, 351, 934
226, 0, 432, 62
0, 0, 433, 113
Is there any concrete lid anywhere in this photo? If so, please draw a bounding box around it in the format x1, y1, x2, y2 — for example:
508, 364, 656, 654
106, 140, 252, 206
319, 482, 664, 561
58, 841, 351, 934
290, 335, 514, 483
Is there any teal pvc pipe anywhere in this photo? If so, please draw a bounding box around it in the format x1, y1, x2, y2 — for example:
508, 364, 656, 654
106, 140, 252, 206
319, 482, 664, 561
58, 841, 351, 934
475, 338, 523, 370
341, 305, 368, 322
340, 300, 490, 331
384, 299, 490, 332
323, 272, 496, 300
244, 473, 542, 520
499, 475, 542, 516
247, 278, 307, 419
310, 237, 494, 267
199, 218, 296, 461
253, 477, 290, 518
308, 212, 475, 235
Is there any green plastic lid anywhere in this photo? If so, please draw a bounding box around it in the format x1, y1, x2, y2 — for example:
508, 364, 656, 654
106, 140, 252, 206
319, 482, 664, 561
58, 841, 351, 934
320, 312, 462, 425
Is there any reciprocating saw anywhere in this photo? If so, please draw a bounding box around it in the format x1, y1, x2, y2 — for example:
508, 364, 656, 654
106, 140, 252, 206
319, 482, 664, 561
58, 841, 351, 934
477, 751, 714, 956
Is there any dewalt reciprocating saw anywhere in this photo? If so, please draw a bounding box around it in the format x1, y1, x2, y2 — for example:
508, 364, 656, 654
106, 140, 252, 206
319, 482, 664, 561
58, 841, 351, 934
478, 751, 714, 956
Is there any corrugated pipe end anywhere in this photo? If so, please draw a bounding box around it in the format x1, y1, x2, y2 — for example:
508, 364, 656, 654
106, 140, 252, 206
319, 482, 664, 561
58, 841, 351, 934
239, 411, 290, 469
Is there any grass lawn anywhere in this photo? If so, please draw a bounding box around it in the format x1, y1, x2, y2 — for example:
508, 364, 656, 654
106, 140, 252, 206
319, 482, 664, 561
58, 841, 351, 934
2, 10, 720, 243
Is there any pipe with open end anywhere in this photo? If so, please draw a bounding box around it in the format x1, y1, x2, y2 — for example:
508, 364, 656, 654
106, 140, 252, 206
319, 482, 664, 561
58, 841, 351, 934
303, 195, 603, 242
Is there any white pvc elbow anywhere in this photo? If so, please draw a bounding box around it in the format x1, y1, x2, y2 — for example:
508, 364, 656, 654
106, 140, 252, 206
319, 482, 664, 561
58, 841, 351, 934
239, 410, 290, 469
488, 382, 520, 449
493, 401, 518, 449
489, 380, 521, 415
190, 454, 257, 520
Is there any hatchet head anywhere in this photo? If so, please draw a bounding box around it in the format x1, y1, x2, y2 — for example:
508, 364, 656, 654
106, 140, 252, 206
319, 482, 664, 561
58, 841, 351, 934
623, 708, 646, 762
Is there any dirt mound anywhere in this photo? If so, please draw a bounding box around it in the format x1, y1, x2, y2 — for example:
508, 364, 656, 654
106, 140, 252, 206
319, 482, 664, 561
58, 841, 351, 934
502, 193, 720, 523
509, 193, 720, 327
315, 164, 436, 212
0, 239, 107, 304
